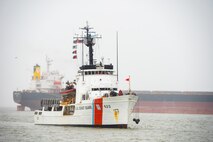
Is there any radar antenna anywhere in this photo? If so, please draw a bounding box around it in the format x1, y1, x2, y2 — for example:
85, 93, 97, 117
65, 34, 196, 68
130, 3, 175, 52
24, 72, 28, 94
74, 22, 101, 65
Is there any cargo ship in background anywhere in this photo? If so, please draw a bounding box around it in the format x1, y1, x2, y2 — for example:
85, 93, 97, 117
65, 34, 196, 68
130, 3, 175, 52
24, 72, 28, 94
13, 57, 63, 111
13, 38, 213, 115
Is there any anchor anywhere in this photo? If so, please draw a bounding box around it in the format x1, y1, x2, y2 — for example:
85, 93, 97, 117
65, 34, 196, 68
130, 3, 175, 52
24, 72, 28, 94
133, 118, 140, 124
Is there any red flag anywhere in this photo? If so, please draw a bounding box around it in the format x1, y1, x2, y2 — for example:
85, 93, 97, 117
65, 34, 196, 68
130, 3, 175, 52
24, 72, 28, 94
125, 76, 130, 81
125, 78, 130, 81
73, 55, 77, 59
72, 50, 77, 54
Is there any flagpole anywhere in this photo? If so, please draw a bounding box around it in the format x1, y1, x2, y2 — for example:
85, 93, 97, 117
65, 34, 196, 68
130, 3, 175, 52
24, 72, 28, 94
82, 31, 84, 81
129, 75, 131, 94
116, 31, 119, 82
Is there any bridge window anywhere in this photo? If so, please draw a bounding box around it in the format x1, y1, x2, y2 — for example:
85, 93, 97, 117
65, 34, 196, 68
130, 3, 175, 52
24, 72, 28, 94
84, 71, 113, 75
82, 94, 86, 100
54, 106, 62, 111
63, 106, 75, 115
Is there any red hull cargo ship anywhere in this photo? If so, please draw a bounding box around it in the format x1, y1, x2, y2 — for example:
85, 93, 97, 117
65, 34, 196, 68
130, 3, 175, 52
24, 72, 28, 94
134, 91, 213, 114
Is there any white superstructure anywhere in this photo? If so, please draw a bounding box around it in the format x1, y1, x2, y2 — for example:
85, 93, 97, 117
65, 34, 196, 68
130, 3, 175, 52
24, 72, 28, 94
75, 68, 118, 103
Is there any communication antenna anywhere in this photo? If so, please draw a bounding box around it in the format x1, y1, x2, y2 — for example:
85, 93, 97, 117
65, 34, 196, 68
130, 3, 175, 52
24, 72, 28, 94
81, 31, 84, 81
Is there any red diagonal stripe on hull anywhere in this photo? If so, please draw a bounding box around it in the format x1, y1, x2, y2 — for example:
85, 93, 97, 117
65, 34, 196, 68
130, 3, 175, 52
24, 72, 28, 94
94, 98, 103, 125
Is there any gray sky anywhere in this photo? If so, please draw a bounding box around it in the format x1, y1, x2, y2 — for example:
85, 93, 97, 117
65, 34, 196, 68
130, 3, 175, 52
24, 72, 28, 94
0, 0, 213, 107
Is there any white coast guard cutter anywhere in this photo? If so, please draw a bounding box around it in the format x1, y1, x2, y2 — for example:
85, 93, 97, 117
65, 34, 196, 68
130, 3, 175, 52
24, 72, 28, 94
34, 23, 139, 128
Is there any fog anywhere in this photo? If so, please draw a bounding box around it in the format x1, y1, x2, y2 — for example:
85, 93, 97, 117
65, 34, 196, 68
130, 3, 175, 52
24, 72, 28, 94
0, 0, 213, 107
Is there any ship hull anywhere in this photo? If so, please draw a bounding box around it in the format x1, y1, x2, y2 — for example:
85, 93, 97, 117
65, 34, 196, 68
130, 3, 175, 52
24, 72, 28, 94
134, 91, 213, 114
34, 95, 138, 128
13, 91, 61, 111
35, 124, 128, 128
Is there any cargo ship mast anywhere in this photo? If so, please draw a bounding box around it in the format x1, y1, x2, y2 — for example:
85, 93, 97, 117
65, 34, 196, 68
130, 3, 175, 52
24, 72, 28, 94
46, 56, 53, 73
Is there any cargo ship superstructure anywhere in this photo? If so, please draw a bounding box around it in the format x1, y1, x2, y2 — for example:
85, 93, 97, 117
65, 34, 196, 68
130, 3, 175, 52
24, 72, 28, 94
13, 58, 63, 111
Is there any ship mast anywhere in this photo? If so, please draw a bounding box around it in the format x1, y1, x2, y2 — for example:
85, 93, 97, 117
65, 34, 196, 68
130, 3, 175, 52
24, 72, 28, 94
82, 22, 94, 65
75, 22, 101, 66
74, 22, 115, 72
46, 56, 53, 73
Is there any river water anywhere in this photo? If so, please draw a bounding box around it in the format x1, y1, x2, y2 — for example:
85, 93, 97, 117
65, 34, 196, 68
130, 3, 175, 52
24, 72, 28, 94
0, 107, 212, 142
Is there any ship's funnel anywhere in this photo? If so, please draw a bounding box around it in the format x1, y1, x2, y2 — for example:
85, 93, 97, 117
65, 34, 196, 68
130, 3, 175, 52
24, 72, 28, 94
33, 64, 41, 80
